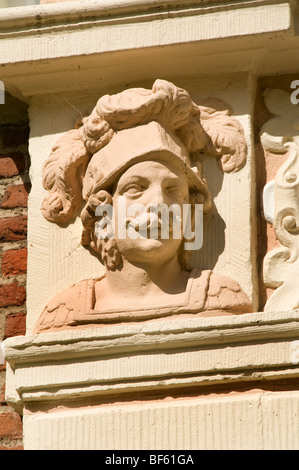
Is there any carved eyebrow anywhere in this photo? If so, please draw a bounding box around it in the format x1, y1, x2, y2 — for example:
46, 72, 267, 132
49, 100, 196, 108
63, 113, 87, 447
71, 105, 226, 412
116, 175, 148, 192
165, 176, 184, 182
163, 176, 188, 187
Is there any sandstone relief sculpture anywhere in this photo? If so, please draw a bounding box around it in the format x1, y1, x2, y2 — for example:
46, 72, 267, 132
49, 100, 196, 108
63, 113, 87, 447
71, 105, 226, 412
35, 79, 252, 333
261, 88, 299, 312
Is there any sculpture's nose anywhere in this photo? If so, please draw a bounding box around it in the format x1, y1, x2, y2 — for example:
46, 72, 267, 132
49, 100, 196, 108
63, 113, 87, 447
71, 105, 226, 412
146, 184, 169, 207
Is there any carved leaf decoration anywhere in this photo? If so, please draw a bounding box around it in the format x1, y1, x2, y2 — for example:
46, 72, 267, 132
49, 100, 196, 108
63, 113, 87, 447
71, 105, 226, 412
264, 246, 299, 311
260, 88, 299, 153
41, 129, 91, 224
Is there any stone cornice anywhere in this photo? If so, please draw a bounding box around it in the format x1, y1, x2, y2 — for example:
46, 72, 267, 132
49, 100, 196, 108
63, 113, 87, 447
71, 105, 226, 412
5, 310, 299, 364
4, 310, 299, 408
0, 0, 295, 98
0, 0, 289, 33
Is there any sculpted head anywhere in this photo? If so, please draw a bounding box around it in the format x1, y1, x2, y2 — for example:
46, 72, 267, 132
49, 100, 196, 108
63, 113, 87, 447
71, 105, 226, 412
41, 79, 247, 271
80, 120, 212, 270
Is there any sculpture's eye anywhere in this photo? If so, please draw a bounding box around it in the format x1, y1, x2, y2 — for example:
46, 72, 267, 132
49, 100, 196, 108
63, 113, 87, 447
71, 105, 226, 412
121, 182, 147, 198
165, 185, 180, 195
164, 180, 189, 201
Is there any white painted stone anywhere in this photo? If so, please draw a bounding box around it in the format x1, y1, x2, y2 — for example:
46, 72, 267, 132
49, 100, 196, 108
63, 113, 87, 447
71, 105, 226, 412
4, 310, 299, 449
4, 310, 299, 405
290, 340, 299, 364
0, 1, 296, 100
262, 180, 275, 224
22, 390, 299, 450
262, 89, 299, 312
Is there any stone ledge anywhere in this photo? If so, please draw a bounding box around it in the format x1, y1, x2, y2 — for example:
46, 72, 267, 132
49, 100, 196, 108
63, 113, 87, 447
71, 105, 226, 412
0, 0, 296, 101
0, 0, 291, 33
0, 1, 292, 67
4, 310, 299, 408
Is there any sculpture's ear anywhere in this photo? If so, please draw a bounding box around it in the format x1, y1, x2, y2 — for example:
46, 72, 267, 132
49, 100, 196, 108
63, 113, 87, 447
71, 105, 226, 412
41, 128, 91, 224
189, 190, 211, 218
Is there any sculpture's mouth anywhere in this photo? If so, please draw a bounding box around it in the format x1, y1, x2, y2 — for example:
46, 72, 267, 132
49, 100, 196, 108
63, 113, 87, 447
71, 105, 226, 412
125, 211, 182, 239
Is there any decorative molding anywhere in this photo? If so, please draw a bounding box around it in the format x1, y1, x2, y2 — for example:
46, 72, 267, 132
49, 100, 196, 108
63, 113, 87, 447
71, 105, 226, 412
4, 310, 299, 407
0, 1, 295, 101
0, 0, 291, 34
261, 88, 299, 311
0, 1, 292, 70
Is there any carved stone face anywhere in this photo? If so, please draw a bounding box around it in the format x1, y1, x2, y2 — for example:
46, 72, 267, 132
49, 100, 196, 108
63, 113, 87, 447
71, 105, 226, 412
111, 160, 190, 266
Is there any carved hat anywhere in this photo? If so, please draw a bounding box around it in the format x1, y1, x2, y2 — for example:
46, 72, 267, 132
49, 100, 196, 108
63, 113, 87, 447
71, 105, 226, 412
82, 120, 209, 204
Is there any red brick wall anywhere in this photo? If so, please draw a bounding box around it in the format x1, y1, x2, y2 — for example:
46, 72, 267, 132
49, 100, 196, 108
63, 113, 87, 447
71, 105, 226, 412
0, 93, 30, 450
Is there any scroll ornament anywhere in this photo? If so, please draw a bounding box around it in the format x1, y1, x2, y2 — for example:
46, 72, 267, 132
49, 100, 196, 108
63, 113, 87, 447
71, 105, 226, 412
261, 88, 299, 311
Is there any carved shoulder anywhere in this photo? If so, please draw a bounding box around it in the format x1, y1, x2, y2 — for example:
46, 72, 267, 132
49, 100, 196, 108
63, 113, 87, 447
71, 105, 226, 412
34, 279, 96, 333
204, 272, 253, 314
